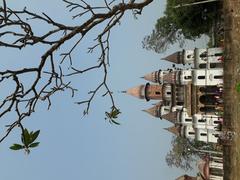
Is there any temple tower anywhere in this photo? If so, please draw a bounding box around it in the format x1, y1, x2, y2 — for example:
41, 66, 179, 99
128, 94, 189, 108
126, 83, 163, 101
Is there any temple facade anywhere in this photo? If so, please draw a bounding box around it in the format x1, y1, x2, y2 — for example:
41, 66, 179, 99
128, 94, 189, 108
126, 47, 224, 143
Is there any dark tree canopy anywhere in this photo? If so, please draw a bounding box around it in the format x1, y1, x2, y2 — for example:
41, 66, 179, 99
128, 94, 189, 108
143, 0, 219, 53
0, 0, 153, 153
165, 0, 216, 38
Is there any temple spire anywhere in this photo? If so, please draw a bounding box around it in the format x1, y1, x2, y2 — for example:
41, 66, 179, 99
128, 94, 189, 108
125, 83, 163, 101
125, 84, 145, 99
161, 111, 178, 124
164, 125, 180, 136
142, 103, 162, 117
161, 51, 182, 64
143, 71, 158, 83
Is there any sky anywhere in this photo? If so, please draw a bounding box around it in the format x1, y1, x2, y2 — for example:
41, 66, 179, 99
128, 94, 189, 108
0, 1, 209, 180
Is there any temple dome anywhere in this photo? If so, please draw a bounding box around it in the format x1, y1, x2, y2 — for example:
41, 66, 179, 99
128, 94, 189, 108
126, 83, 163, 101
126, 85, 145, 99
143, 71, 159, 83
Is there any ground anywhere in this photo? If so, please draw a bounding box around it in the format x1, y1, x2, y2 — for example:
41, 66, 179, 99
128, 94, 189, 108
223, 0, 240, 179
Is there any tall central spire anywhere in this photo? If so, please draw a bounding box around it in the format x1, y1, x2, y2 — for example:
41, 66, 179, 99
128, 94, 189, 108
125, 83, 163, 101
125, 84, 145, 99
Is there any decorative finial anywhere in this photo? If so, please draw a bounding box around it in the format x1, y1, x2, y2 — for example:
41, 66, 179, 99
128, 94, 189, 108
121, 90, 127, 93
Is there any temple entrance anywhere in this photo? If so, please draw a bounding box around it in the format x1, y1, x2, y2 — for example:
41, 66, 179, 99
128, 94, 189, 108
200, 95, 216, 105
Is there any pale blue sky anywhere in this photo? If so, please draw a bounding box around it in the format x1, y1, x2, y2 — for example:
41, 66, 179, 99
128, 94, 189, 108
0, 1, 209, 179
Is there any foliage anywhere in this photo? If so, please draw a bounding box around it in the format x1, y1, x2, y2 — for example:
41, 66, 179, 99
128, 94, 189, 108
166, 0, 216, 38
143, 0, 219, 53
236, 83, 240, 93
142, 16, 183, 53
165, 136, 216, 171
165, 136, 196, 171
105, 107, 121, 125
10, 128, 40, 154
0, 0, 153, 149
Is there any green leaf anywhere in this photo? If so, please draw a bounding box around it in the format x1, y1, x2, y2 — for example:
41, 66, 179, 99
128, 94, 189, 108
9, 144, 24, 150
29, 142, 40, 148
109, 108, 121, 119
29, 130, 40, 144
29, 131, 34, 136
105, 112, 111, 118
105, 108, 121, 125
111, 111, 118, 118
22, 128, 31, 146
111, 119, 120, 125
236, 83, 240, 93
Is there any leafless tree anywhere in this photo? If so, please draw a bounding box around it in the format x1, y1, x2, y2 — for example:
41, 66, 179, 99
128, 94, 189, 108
0, 0, 153, 146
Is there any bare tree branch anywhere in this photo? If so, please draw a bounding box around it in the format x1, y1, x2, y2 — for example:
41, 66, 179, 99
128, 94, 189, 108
0, 0, 153, 145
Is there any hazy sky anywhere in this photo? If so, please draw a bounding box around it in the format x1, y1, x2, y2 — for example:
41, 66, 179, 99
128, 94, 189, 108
0, 1, 209, 179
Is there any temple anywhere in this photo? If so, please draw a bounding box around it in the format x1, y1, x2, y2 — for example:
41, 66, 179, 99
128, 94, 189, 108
125, 47, 224, 143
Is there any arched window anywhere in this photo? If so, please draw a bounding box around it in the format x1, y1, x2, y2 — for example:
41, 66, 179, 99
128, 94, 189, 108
185, 118, 192, 122
214, 75, 223, 79
198, 75, 205, 79
199, 64, 207, 69
210, 63, 217, 68
214, 121, 221, 124
200, 51, 207, 58
184, 76, 192, 80
200, 133, 207, 136
188, 132, 195, 135
214, 52, 223, 56
198, 119, 206, 123
187, 54, 193, 59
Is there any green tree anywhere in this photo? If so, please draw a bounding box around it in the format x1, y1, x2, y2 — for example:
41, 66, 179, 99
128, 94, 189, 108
143, 0, 219, 53
165, 136, 216, 171
0, 0, 153, 150
142, 16, 183, 53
